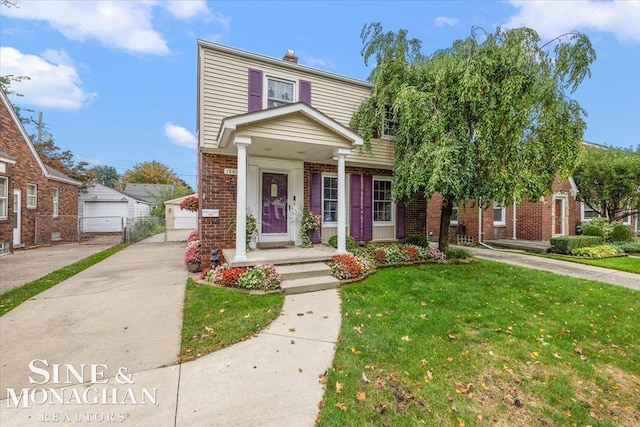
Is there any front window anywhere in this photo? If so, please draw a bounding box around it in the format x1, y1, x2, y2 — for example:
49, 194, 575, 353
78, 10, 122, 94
383, 105, 397, 137
450, 202, 458, 225
493, 201, 506, 225
323, 176, 338, 223
27, 184, 37, 208
581, 202, 599, 222
373, 179, 392, 222
53, 188, 59, 218
0, 177, 7, 219
267, 77, 294, 108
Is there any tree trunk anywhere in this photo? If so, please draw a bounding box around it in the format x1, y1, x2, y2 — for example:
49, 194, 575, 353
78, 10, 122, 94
439, 195, 454, 253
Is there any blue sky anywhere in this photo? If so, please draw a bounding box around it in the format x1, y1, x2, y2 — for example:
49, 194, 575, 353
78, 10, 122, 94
1, 1, 639, 190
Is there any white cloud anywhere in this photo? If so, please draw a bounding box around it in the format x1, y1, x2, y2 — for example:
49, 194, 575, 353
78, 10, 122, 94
163, 0, 230, 31
2, 1, 170, 55
434, 16, 459, 27
164, 122, 197, 149
0, 46, 97, 110
303, 57, 335, 69
505, 0, 640, 43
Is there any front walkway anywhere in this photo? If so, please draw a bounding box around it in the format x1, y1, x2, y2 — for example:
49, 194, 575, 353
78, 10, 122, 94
464, 246, 640, 291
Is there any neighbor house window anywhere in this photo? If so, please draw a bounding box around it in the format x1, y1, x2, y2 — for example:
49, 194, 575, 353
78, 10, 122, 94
493, 201, 506, 225
322, 175, 338, 223
373, 179, 392, 222
581, 202, 600, 222
450, 202, 458, 225
26, 184, 37, 208
0, 177, 7, 219
53, 188, 59, 218
266, 77, 295, 108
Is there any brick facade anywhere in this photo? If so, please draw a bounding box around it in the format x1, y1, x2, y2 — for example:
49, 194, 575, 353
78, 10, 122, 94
0, 92, 80, 251
427, 179, 585, 243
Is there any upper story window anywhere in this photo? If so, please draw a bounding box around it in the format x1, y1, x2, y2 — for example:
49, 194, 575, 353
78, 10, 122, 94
267, 77, 295, 108
0, 177, 7, 219
383, 106, 397, 138
53, 187, 59, 218
581, 202, 600, 222
27, 184, 37, 209
493, 201, 506, 225
373, 178, 393, 223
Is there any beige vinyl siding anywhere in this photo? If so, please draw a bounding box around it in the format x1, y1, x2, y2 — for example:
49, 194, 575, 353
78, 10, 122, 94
373, 225, 395, 241
320, 226, 350, 244
199, 43, 394, 167
237, 113, 350, 148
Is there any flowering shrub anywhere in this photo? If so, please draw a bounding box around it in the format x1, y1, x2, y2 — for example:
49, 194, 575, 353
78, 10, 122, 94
572, 245, 619, 258
404, 245, 420, 262
330, 254, 363, 280
207, 263, 282, 290
199, 267, 210, 280
384, 245, 411, 264
183, 240, 201, 265
418, 247, 446, 262
236, 264, 282, 290
372, 248, 387, 264
301, 210, 321, 232
187, 230, 199, 243
221, 267, 246, 287
180, 195, 199, 212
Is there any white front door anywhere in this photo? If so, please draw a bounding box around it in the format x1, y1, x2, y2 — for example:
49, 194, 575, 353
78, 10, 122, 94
13, 189, 21, 245
553, 196, 566, 237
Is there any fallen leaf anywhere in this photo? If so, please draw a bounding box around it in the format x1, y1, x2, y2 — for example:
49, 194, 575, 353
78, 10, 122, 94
451, 405, 458, 413
580, 355, 588, 361
421, 301, 427, 306
574, 347, 583, 354
322, 315, 329, 319
446, 393, 453, 402
356, 391, 366, 402
353, 326, 363, 334
454, 382, 473, 394
351, 347, 361, 354
335, 382, 344, 394
306, 310, 314, 314
476, 414, 483, 421
426, 370, 433, 380
362, 372, 371, 383
375, 377, 385, 388
219, 309, 225, 314
401, 336, 412, 342
318, 371, 327, 385
553, 352, 562, 359
193, 407, 200, 413
457, 418, 465, 427
448, 334, 457, 340
335, 402, 348, 411
420, 314, 427, 319
421, 359, 428, 366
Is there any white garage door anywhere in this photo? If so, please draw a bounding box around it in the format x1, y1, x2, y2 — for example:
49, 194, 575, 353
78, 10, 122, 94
84, 201, 128, 232
174, 209, 197, 229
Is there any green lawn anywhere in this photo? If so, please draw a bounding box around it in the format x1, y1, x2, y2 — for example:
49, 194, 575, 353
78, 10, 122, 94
319, 261, 640, 426
541, 253, 640, 274
0, 244, 127, 316
179, 279, 284, 362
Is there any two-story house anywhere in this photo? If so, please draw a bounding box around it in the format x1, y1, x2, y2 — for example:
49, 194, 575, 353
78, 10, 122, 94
0, 89, 80, 253
197, 42, 426, 265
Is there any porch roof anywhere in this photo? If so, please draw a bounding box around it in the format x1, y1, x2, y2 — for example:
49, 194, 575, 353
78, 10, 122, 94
214, 103, 363, 162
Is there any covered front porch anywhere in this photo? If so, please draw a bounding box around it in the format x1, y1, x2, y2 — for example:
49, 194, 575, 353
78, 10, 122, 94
222, 244, 335, 268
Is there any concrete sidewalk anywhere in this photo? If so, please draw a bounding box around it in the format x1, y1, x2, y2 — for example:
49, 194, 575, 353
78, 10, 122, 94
464, 246, 640, 291
0, 240, 340, 427
0, 243, 113, 294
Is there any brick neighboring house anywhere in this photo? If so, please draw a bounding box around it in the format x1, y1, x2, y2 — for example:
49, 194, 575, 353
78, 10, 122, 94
427, 175, 639, 244
0, 89, 81, 253
197, 43, 426, 266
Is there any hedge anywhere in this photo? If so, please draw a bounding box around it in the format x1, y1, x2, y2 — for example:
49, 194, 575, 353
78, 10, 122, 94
550, 235, 604, 255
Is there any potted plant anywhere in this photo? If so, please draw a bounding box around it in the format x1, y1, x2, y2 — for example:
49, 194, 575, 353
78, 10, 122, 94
226, 214, 258, 249
300, 210, 321, 247
180, 195, 199, 212
183, 239, 201, 272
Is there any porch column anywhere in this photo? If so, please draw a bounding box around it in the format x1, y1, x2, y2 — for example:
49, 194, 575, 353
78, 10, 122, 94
335, 148, 351, 254
234, 136, 251, 262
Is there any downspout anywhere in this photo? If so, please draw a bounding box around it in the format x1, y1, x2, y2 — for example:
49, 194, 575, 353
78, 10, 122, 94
512, 198, 517, 240
477, 197, 483, 244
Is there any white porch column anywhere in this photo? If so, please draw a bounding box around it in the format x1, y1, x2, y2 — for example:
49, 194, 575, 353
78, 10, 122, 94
233, 136, 251, 262
334, 148, 351, 254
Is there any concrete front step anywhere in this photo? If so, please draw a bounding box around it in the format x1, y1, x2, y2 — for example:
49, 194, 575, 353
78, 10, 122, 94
280, 275, 340, 295
277, 262, 332, 281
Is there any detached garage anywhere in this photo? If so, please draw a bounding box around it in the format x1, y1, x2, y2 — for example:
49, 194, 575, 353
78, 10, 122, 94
165, 194, 198, 230
79, 183, 151, 232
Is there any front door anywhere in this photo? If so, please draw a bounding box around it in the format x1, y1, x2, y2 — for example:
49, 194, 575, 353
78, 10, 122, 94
261, 172, 288, 237
553, 197, 566, 237
13, 189, 21, 245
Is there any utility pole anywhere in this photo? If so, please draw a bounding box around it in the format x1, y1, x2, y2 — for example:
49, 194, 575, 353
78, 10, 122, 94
37, 111, 43, 143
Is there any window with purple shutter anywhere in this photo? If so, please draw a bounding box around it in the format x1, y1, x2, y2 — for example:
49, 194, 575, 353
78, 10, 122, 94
248, 69, 263, 112
299, 80, 311, 105
396, 202, 406, 239
350, 174, 362, 240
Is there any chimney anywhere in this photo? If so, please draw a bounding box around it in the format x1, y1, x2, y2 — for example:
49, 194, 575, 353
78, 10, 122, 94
283, 49, 298, 64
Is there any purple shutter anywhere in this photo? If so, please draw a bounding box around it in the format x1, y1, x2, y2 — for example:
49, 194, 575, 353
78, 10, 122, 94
396, 201, 406, 240
310, 172, 322, 243
362, 175, 373, 241
299, 80, 311, 105
248, 69, 263, 112
350, 174, 361, 240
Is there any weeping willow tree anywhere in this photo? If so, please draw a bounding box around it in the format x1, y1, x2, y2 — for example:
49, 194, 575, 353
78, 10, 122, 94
350, 23, 596, 251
